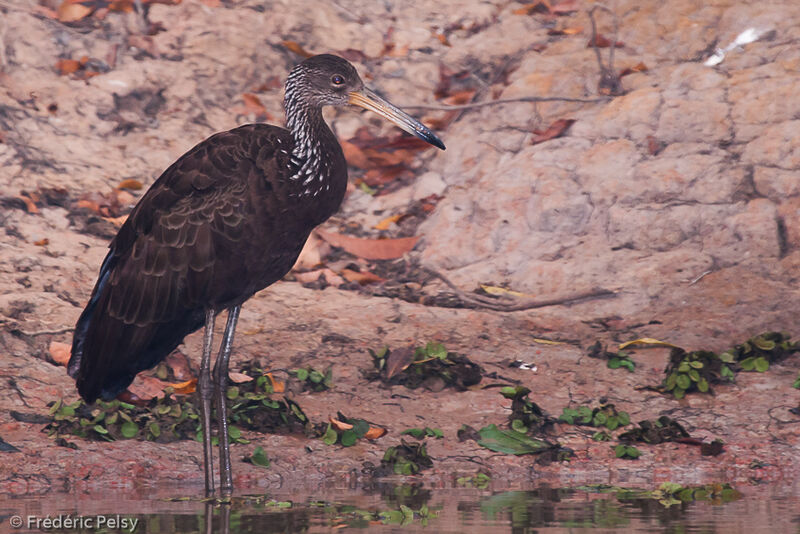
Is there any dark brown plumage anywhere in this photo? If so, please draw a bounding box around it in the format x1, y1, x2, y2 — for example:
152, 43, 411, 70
67, 54, 444, 496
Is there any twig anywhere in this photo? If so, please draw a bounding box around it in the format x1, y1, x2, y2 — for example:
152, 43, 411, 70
11, 325, 74, 336
401, 95, 606, 111
421, 266, 616, 312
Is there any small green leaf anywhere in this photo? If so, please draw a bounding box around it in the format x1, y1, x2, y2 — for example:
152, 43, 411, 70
401, 428, 426, 439
678, 361, 690, 373
688, 369, 700, 382
754, 356, 769, 373
608, 358, 622, 369
352, 419, 370, 438
665, 373, 678, 391
120, 421, 138, 439
149, 422, 161, 438
511, 419, 528, 433
341, 430, 358, 447
249, 446, 271, 468
618, 412, 630, 426
689, 360, 704, 369
322, 424, 338, 445
226, 386, 239, 400
309, 370, 324, 383
676, 374, 691, 390
697, 378, 709, 392
93, 424, 108, 435
295, 368, 309, 381
673, 387, 685, 399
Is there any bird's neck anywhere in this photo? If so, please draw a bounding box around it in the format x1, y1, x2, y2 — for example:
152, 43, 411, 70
283, 91, 345, 201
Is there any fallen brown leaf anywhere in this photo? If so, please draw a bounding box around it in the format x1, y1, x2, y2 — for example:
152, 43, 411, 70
228, 371, 254, 383
330, 417, 353, 431
548, 26, 583, 35
49, 341, 71, 366
117, 178, 143, 190
55, 58, 82, 75
385, 346, 414, 379
128, 375, 168, 400
293, 268, 346, 287
241, 93, 270, 117
374, 213, 403, 230
317, 230, 419, 260
17, 195, 39, 214
365, 427, 388, 439
531, 118, 575, 145
266, 372, 285, 393
587, 34, 625, 48
620, 62, 649, 77
33, 238, 50, 246
164, 351, 194, 380
340, 268, 385, 285
57, 0, 93, 22
169, 378, 197, 394
293, 231, 330, 271
282, 40, 313, 58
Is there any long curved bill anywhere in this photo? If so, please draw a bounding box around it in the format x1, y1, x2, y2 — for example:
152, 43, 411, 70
349, 88, 446, 150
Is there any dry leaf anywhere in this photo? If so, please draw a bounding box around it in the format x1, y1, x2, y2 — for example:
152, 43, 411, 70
49, 341, 71, 366
340, 268, 385, 285
317, 230, 419, 260
588, 34, 625, 48
531, 118, 575, 145
117, 178, 143, 190
364, 427, 388, 439
164, 351, 194, 380
17, 195, 39, 214
265, 372, 285, 393
330, 417, 353, 431
551, 0, 579, 14
293, 268, 346, 287
282, 40, 313, 58
532, 338, 566, 346
548, 26, 583, 35
385, 347, 414, 379
128, 375, 168, 400
33, 238, 49, 246
374, 213, 403, 230
618, 338, 680, 350
57, 1, 93, 22
293, 231, 330, 271
228, 371, 254, 383
169, 378, 197, 394
55, 59, 82, 75
620, 62, 649, 77
480, 284, 531, 298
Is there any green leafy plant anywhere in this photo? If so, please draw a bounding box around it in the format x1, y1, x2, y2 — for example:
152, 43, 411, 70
587, 341, 635, 372
476, 424, 555, 455
367, 342, 482, 391
381, 440, 433, 475
662, 349, 730, 399
292, 367, 332, 392
727, 332, 800, 372
244, 446, 270, 468
500, 386, 555, 435
559, 403, 631, 431
321, 413, 382, 447
793, 372, 800, 389
401, 427, 443, 439
613, 444, 641, 459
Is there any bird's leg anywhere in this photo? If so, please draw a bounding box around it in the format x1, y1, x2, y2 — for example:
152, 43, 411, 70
212, 304, 241, 497
199, 309, 216, 497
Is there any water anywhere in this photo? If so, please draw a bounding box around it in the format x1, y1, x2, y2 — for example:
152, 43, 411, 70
3, 484, 798, 533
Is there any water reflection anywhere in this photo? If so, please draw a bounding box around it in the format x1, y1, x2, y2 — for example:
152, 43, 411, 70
2, 483, 798, 533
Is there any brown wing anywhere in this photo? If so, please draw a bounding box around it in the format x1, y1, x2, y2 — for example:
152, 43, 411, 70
69, 124, 296, 402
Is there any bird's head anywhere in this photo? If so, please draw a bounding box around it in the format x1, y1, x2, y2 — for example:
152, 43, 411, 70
286, 54, 445, 150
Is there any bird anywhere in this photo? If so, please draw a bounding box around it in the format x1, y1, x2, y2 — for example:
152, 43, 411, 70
67, 54, 445, 497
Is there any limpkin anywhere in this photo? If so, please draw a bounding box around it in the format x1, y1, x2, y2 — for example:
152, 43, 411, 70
68, 54, 444, 496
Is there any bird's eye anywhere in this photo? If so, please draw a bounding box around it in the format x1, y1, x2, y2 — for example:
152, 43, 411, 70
331, 74, 345, 86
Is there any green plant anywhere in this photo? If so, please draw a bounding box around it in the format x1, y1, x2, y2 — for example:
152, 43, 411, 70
500, 386, 555, 434
725, 332, 800, 373
367, 342, 482, 390
292, 367, 333, 392
401, 427, 443, 439
607, 352, 635, 372
382, 440, 433, 475
793, 372, 800, 389
613, 444, 641, 459
559, 403, 630, 431
663, 349, 730, 399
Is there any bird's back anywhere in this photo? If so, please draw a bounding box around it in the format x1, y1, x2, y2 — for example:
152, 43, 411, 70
69, 123, 347, 401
